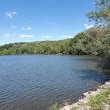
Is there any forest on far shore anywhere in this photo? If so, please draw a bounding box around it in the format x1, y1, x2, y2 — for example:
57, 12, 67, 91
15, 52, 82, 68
0, 27, 109, 56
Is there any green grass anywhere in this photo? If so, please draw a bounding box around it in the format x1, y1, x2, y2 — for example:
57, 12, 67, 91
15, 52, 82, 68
49, 104, 60, 110
87, 89, 110, 110
71, 106, 79, 110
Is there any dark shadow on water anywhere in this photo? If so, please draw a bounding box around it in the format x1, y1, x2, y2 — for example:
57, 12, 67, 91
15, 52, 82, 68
71, 56, 99, 62
78, 69, 110, 84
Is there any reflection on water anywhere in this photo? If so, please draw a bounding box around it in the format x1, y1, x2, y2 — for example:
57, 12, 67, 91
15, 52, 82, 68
0, 55, 110, 110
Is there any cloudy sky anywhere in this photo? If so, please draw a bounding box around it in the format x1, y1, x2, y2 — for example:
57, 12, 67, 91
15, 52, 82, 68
0, 0, 95, 45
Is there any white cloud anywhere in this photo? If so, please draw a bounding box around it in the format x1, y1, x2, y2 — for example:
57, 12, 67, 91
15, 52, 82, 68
3, 33, 15, 37
5, 12, 17, 18
61, 36, 73, 38
21, 27, 32, 30
11, 25, 16, 28
19, 34, 34, 38
84, 24, 94, 29
41, 36, 52, 39
76, 30, 79, 33
84, 24, 88, 26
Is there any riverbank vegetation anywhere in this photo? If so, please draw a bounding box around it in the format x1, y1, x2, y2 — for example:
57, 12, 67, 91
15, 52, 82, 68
87, 89, 110, 109
71, 89, 110, 110
49, 103, 59, 110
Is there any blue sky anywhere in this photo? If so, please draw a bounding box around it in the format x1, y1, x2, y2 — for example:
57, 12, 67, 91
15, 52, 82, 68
0, 0, 95, 45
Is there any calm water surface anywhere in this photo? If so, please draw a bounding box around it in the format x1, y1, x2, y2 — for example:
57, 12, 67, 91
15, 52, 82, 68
0, 55, 110, 110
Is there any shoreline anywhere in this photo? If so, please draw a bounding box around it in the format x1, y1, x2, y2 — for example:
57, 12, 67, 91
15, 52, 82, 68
60, 81, 110, 110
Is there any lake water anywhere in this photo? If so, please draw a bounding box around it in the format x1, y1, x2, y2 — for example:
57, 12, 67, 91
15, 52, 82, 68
0, 55, 110, 110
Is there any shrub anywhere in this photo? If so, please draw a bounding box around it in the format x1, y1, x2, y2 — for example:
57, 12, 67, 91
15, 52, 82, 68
99, 52, 110, 71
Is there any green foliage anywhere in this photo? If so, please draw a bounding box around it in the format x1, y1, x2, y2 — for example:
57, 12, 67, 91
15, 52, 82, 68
71, 106, 79, 110
49, 104, 60, 110
99, 52, 110, 71
0, 39, 71, 55
88, 89, 110, 109
87, 0, 110, 26
0, 27, 110, 57
86, 0, 110, 69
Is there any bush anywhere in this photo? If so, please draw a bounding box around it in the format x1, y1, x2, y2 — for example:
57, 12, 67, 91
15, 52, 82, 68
100, 52, 110, 71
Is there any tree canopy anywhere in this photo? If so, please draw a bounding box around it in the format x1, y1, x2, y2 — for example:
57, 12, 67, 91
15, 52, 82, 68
87, 0, 110, 26
0, 27, 110, 57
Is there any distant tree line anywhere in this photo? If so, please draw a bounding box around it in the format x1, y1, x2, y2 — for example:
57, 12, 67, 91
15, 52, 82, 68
0, 27, 110, 57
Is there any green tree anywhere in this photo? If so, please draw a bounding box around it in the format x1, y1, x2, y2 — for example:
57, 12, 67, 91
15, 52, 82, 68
87, 0, 110, 26
87, 0, 110, 71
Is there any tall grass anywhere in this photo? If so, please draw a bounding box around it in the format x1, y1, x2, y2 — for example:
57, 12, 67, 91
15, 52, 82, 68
88, 89, 110, 110
49, 104, 60, 110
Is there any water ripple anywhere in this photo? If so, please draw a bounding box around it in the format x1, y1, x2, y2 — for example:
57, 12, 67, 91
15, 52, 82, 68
0, 55, 109, 110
